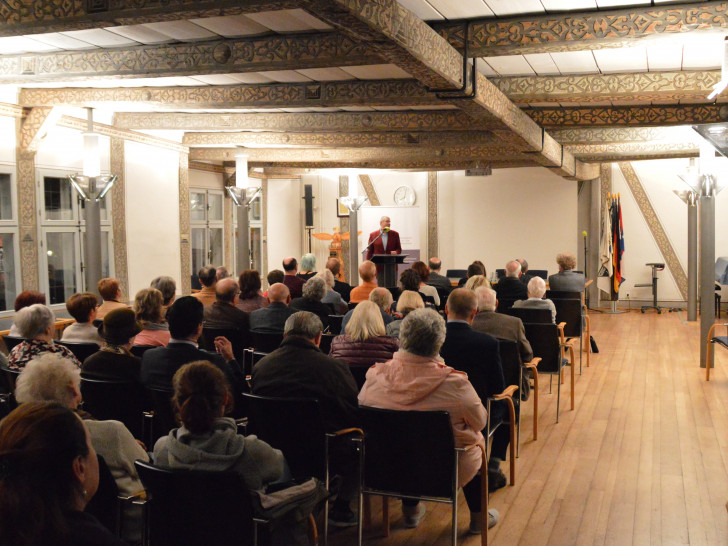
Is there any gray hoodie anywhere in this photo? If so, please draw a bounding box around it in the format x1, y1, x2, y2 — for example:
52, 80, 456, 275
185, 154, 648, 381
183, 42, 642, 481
153, 417, 285, 491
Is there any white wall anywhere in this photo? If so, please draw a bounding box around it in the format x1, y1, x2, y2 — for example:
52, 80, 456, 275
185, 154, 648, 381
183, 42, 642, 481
266, 178, 302, 273
189, 169, 223, 190
124, 141, 181, 298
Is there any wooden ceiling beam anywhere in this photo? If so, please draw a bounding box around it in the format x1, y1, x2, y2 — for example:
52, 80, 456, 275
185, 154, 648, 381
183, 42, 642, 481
527, 104, 728, 128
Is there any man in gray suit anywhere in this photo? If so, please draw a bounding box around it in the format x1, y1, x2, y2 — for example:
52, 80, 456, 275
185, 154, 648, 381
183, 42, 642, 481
249, 283, 296, 333
548, 252, 586, 293
472, 286, 533, 364
426, 257, 452, 291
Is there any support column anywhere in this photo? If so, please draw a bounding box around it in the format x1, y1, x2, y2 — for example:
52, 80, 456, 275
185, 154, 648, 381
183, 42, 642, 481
699, 195, 715, 369
349, 204, 359, 291
236, 205, 250, 274
687, 196, 698, 321
83, 188, 103, 295
109, 137, 129, 299
587, 177, 601, 309
179, 151, 191, 295
427, 171, 438, 260
338, 175, 352, 284
261, 178, 268, 278
16, 149, 39, 291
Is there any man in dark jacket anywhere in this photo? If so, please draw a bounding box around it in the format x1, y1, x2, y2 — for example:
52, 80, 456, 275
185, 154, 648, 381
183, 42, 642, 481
203, 278, 250, 331
249, 283, 296, 333
439, 289, 509, 492
251, 311, 360, 526
426, 257, 452, 291
493, 260, 528, 304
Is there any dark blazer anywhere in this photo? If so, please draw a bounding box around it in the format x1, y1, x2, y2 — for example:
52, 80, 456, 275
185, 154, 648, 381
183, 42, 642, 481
494, 276, 528, 301
249, 302, 296, 333
140, 341, 245, 401
333, 279, 353, 302
82, 350, 142, 383
290, 297, 333, 327
203, 302, 250, 331
548, 270, 586, 292
427, 271, 452, 290
472, 311, 533, 364
366, 229, 401, 260
283, 275, 306, 298
251, 336, 359, 432
439, 321, 506, 424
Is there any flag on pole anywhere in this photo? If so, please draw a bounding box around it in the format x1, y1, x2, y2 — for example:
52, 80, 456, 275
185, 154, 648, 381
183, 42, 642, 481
597, 197, 613, 294
612, 195, 625, 293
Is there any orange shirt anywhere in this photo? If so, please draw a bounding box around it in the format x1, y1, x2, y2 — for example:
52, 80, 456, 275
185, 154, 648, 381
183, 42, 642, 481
349, 281, 378, 303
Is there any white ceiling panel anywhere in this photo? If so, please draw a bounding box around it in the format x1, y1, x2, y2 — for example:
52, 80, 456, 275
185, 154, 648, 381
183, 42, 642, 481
105, 24, 173, 44
189, 15, 269, 37
61, 29, 138, 47
646, 43, 683, 71
540, 0, 596, 10
595, 0, 650, 6
189, 74, 242, 85
528, 102, 558, 107
484, 0, 545, 16
246, 9, 332, 32
142, 21, 217, 41
295, 67, 356, 81
523, 53, 560, 75
425, 0, 494, 19
593, 46, 647, 73
372, 106, 410, 111
549, 51, 600, 74
683, 42, 722, 69
27, 32, 97, 50
227, 73, 277, 84
476, 61, 498, 76
413, 105, 459, 110
339, 106, 376, 112
0, 36, 59, 54
339, 64, 411, 79
484, 55, 536, 76
396, 0, 445, 20
259, 70, 314, 83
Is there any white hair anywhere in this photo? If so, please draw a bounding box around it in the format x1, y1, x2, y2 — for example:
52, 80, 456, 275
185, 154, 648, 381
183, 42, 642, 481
14, 304, 55, 339
14, 353, 80, 408
527, 276, 547, 298
475, 286, 497, 312
302, 276, 327, 300
399, 308, 446, 358
316, 269, 335, 290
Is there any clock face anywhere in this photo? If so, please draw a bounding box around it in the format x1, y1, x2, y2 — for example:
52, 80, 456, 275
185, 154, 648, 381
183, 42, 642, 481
394, 185, 415, 206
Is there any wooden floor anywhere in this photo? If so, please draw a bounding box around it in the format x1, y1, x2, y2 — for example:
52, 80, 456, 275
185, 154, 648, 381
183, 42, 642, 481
329, 310, 728, 545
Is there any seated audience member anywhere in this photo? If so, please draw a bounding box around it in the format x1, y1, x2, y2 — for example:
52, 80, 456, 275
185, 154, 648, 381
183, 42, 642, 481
282, 257, 306, 299
133, 288, 171, 347
8, 304, 81, 370
8, 290, 46, 336
236, 270, 269, 313
426, 257, 452, 291
517, 258, 534, 286
318, 269, 348, 315
141, 296, 245, 403
251, 311, 359, 526
15, 355, 148, 543
204, 278, 251, 334
192, 265, 218, 307
297, 253, 317, 281
440, 289, 509, 492
96, 278, 129, 320
263, 269, 285, 298
400, 269, 435, 306
548, 251, 586, 292
62, 292, 103, 345
290, 276, 332, 326
327, 257, 352, 302
458, 261, 486, 288
494, 261, 528, 302
473, 287, 533, 365
513, 276, 556, 323
0, 402, 128, 546
250, 283, 296, 334
150, 275, 176, 313
464, 274, 489, 292
329, 300, 399, 389
154, 360, 285, 490
349, 260, 378, 303
386, 290, 424, 338
216, 266, 230, 281
358, 308, 498, 532
341, 287, 394, 333
411, 261, 440, 306
82, 308, 143, 382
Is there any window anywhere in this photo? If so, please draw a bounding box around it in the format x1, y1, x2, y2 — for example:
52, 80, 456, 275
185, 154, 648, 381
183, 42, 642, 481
233, 192, 263, 273
39, 173, 113, 306
190, 189, 225, 278
0, 171, 20, 314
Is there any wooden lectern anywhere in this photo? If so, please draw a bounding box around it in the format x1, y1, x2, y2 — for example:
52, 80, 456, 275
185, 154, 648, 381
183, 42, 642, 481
372, 254, 407, 289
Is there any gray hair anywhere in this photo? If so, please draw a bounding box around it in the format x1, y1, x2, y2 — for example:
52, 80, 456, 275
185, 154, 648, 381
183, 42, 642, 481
399, 308, 446, 358
475, 286, 497, 312
302, 276, 327, 301
316, 269, 335, 290
284, 311, 324, 340
15, 353, 81, 408
527, 276, 547, 298
300, 253, 317, 272
151, 275, 177, 305
15, 303, 55, 339
369, 287, 393, 311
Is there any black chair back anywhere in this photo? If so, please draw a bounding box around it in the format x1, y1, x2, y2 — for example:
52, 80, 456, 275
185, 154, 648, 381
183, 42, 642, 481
545, 290, 581, 300
495, 268, 505, 280
200, 327, 249, 363
319, 333, 335, 355
243, 394, 327, 480
445, 269, 466, 279
530, 269, 548, 280
252, 331, 284, 353
347, 302, 358, 311
496, 339, 522, 416
434, 287, 451, 310
524, 323, 562, 374
135, 461, 255, 546
327, 315, 344, 335
359, 406, 455, 499
2, 335, 24, 353
130, 345, 156, 358
56, 341, 100, 363
496, 298, 518, 313
145, 387, 176, 446
85, 455, 120, 535
81, 377, 146, 440
552, 298, 582, 338
507, 307, 552, 324
1, 365, 21, 393
92, 319, 104, 328
0, 393, 15, 419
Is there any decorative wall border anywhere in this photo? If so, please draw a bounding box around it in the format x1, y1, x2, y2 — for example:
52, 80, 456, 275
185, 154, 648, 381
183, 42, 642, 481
261, 178, 269, 279
357, 174, 380, 206
618, 162, 688, 300
109, 137, 129, 300
428, 171, 438, 260
178, 151, 191, 295
16, 145, 38, 291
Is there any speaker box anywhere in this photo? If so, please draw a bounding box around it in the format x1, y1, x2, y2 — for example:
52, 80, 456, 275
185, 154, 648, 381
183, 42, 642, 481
303, 184, 314, 227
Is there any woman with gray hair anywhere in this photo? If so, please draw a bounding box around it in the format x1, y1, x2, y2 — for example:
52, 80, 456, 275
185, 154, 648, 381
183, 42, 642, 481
358, 308, 497, 533
150, 275, 177, 312
290, 276, 333, 327
317, 269, 348, 315
14, 353, 149, 543
296, 253, 317, 281
7, 304, 80, 370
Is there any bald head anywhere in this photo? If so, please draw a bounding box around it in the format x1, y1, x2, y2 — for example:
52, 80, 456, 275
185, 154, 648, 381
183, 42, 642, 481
446, 288, 478, 321
215, 277, 240, 304
267, 283, 290, 304
359, 260, 377, 283
282, 257, 297, 273
505, 260, 522, 278
428, 257, 442, 272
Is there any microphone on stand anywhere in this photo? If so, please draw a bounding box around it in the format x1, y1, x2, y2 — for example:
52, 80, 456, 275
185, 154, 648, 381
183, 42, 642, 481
365, 227, 390, 251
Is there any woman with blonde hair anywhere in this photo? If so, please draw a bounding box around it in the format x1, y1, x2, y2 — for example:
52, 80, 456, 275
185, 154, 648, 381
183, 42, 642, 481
329, 300, 399, 389
386, 290, 425, 338
464, 274, 488, 291
132, 287, 170, 346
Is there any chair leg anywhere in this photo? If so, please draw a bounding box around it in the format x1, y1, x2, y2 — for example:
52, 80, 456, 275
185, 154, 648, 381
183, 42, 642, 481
505, 398, 516, 486
556, 373, 561, 423
532, 370, 539, 441
363, 494, 372, 529
570, 346, 575, 411
382, 497, 390, 537
308, 514, 318, 546
585, 315, 591, 367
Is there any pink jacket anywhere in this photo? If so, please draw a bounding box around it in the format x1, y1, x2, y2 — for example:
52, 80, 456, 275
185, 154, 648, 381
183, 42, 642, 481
134, 329, 171, 347
358, 350, 487, 486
